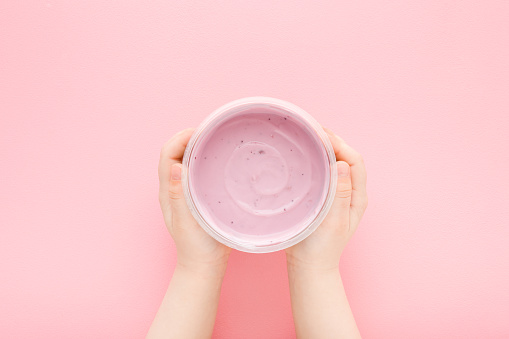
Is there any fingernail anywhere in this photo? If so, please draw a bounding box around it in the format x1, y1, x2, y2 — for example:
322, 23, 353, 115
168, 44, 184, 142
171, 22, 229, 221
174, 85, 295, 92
171, 164, 181, 181
337, 162, 350, 177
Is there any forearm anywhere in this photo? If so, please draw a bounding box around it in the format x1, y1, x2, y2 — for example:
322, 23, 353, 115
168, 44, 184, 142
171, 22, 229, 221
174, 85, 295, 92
147, 263, 226, 339
287, 261, 361, 339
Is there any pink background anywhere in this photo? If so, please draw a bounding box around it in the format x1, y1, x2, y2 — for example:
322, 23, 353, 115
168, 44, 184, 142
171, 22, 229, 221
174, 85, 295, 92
1, 1, 508, 338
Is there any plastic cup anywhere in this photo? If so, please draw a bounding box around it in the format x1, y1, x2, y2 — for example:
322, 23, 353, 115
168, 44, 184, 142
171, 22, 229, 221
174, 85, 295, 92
182, 97, 337, 253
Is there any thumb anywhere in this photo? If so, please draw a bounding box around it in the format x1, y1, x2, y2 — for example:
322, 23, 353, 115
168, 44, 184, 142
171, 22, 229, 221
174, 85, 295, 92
169, 164, 191, 222
328, 161, 352, 231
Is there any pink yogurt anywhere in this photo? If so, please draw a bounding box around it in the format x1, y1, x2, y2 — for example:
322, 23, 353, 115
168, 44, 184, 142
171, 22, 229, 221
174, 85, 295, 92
183, 98, 337, 252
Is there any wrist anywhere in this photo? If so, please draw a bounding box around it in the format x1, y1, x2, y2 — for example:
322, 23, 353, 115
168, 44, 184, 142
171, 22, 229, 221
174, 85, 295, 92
287, 260, 340, 280
176, 259, 228, 281
286, 252, 341, 275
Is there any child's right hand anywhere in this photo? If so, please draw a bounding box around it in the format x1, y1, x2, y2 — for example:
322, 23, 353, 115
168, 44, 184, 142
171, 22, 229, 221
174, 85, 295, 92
285, 128, 368, 271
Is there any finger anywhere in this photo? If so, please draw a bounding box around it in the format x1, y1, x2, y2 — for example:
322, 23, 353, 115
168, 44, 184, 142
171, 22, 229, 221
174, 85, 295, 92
323, 128, 367, 215
158, 128, 194, 209
169, 163, 195, 225
327, 161, 352, 231
169, 164, 185, 202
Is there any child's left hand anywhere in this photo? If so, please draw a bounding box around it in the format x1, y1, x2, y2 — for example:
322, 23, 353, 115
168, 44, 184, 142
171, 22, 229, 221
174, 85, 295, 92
158, 128, 231, 277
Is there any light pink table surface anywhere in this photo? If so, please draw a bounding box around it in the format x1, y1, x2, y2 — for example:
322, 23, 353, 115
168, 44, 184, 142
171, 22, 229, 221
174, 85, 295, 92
1, 1, 508, 338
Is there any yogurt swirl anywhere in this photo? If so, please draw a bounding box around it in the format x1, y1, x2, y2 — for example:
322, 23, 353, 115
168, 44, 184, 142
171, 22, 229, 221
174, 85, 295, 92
188, 110, 328, 244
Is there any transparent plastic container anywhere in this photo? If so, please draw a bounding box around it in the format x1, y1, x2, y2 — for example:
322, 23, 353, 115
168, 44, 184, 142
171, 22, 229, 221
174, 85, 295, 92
182, 97, 337, 253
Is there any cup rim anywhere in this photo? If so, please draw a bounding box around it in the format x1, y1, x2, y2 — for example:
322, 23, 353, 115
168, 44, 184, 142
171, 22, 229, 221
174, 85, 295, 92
181, 97, 337, 253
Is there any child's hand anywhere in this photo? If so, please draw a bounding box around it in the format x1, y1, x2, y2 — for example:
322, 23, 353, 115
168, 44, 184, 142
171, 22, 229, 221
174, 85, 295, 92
284, 128, 367, 338
158, 129, 231, 276
149, 129, 230, 339
285, 128, 368, 271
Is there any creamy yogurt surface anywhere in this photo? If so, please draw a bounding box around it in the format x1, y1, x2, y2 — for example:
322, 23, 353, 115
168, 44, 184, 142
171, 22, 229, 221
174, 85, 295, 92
188, 107, 330, 246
